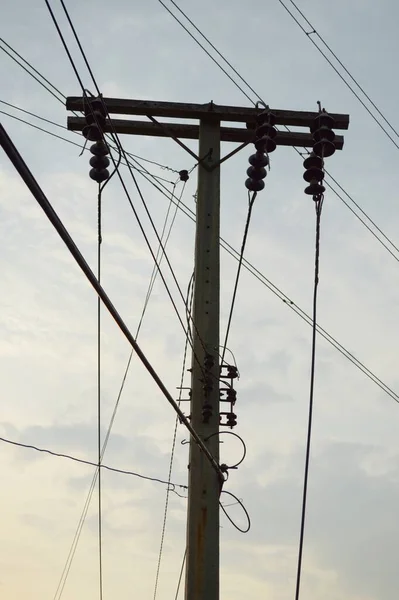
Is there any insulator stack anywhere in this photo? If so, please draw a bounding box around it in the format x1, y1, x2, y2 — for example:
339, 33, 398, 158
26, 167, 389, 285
245, 110, 277, 192
311, 110, 336, 158
89, 141, 110, 183
81, 97, 110, 183
304, 108, 337, 198
303, 153, 325, 197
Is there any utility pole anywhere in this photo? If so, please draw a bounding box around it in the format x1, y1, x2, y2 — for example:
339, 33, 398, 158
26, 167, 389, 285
185, 116, 221, 600
66, 97, 349, 600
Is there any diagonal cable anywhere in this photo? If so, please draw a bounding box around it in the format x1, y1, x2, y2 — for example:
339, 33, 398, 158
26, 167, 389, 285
53, 179, 187, 599
294, 194, 323, 600
153, 271, 194, 600
221, 191, 257, 364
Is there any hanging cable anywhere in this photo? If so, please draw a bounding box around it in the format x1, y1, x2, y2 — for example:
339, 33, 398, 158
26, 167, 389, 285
295, 109, 334, 598
137, 179, 187, 335
153, 272, 193, 600
0, 121, 224, 481
6, 14, 399, 386
53, 179, 189, 600
294, 193, 323, 600
4, 101, 399, 405
0, 436, 188, 489
44, 1, 210, 374
157, 0, 399, 265
4, 38, 399, 407
174, 548, 187, 600
7, 8, 399, 269
96, 183, 103, 600
3, 102, 398, 406
219, 490, 251, 533
221, 191, 257, 364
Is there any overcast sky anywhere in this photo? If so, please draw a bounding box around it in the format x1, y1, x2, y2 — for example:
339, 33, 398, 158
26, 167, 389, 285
1, 1, 399, 599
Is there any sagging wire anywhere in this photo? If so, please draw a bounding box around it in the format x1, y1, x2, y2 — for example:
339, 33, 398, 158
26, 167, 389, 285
220, 191, 257, 365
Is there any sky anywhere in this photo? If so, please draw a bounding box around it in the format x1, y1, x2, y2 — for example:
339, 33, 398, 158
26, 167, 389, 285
1, 1, 399, 599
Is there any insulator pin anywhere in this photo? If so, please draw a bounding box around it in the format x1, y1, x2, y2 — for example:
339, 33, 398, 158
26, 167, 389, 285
179, 169, 189, 182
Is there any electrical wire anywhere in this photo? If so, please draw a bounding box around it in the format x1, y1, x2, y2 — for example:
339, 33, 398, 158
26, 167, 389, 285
8, 6, 399, 269
44, 0, 86, 91
294, 194, 323, 600
158, 1, 399, 265
205, 431, 247, 471
0, 436, 188, 489
174, 548, 187, 600
153, 272, 194, 600
96, 184, 103, 600
156, 0, 254, 105
136, 180, 187, 335
0, 106, 178, 187
221, 191, 257, 365
4, 25, 399, 386
219, 490, 251, 534
0, 38, 65, 105
5, 102, 397, 406
0, 121, 223, 483
277, 0, 399, 149
4, 38, 399, 408
4, 103, 397, 406
45, 1, 213, 378
324, 169, 399, 256
54, 179, 188, 600
163, 0, 263, 105
0, 98, 184, 179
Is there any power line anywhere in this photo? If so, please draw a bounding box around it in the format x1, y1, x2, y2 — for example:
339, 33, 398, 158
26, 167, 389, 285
156, 0, 254, 105
219, 490, 251, 534
7, 6, 399, 271
158, 0, 399, 262
295, 194, 323, 600
0, 38, 65, 105
325, 170, 399, 256
54, 180, 188, 600
174, 548, 186, 600
0, 121, 224, 482
324, 176, 399, 263
4, 104, 397, 406
96, 185, 103, 600
221, 191, 257, 365
6, 16, 399, 272
0, 436, 188, 489
153, 273, 194, 600
3, 85, 398, 408
45, 1, 212, 375
0, 99, 180, 173
276, 0, 399, 149
163, 0, 264, 105
0, 105, 179, 185
44, 0, 86, 91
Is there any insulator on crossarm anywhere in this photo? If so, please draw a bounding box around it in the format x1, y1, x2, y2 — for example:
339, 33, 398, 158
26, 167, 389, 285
89, 141, 110, 183
82, 97, 108, 142
84, 98, 107, 129
311, 109, 336, 158
244, 110, 276, 191
82, 123, 103, 141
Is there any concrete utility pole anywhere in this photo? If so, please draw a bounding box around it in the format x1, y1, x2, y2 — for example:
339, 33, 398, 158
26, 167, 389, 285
66, 97, 349, 600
